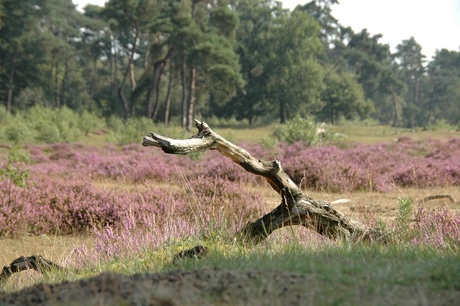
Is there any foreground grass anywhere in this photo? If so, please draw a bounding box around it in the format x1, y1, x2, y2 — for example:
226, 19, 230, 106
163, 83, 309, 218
2, 236, 459, 305
181, 242, 460, 289
98, 242, 460, 305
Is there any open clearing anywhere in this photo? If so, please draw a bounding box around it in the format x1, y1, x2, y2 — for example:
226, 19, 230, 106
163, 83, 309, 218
1, 125, 459, 305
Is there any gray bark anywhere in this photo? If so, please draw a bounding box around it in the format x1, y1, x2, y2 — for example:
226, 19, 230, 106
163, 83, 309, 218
118, 28, 139, 119
143, 120, 385, 244
6, 43, 18, 113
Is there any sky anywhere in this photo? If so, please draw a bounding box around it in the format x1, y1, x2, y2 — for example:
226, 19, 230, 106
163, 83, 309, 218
74, 0, 460, 60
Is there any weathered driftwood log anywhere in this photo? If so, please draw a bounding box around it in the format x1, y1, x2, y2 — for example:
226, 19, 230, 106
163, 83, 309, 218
143, 120, 384, 245
0, 255, 64, 284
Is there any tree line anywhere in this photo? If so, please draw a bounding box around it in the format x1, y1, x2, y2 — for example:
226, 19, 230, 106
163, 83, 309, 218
1, 0, 459, 130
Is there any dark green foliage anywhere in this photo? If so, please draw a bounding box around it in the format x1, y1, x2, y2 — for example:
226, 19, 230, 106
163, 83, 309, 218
0, 0, 458, 128
394, 37, 427, 127
425, 49, 460, 126
318, 68, 372, 123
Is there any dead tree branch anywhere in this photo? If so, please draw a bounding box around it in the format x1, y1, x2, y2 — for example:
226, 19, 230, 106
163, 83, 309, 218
0, 256, 64, 285
1, 122, 386, 283
143, 120, 384, 244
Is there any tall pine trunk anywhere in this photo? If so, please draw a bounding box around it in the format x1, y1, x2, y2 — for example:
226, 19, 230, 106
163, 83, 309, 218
181, 58, 187, 129
391, 91, 398, 127
118, 28, 139, 119
186, 67, 196, 132
164, 66, 173, 125
54, 62, 60, 108
60, 62, 69, 107
110, 38, 117, 103
279, 100, 287, 124
146, 59, 166, 119
6, 44, 18, 114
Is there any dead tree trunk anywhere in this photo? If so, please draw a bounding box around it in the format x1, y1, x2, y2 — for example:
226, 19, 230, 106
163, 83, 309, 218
1, 122, 387, 283
143, 120, 384, 244
0, 256, 64, 285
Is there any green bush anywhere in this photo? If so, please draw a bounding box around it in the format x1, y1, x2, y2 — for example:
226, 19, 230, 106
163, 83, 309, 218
0, 105, 7, 121
427, 119, 456, 131
53, 106, 82, 142
261, 136, 279, 150
394, 197, 414, 241
34, 119, 61, 143
273, 115, 322, 145
107, 116, 186, 145
105, 115, 124, 134
0, 106, 106, 144
0, 114, 35, 144
33, 105, 105, 143
28, 105, 68, 143
0, 145, 30, 187
5, 122, 35, 144
79, 111, 105, 135
107, 117, 153, 145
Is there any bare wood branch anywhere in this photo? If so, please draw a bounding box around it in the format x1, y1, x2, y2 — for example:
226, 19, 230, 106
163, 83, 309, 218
0, 256, 64, 284
0, 123, 387, 283
143, 120, 384, 244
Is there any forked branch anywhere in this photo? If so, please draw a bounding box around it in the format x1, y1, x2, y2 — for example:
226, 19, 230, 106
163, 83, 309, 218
143, 120, 383, 244
0, 122, 384, 285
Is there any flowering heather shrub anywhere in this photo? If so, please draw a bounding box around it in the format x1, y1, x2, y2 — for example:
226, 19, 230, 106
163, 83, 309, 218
25, 145, 49, 163
2, 138, 459, 258
187, 176, 264, 226
0, 177, 125, 235
0, 171, 265, 239
87, 214, 202, 260
279, 138, 460, 192
19, 137, 460, 193
25, 143, 170, 182
25, 142, 260, 184
90, 177, 265, 259
192, 154, 255, 183
411, 207, 460, 249
16, 137, 460, 193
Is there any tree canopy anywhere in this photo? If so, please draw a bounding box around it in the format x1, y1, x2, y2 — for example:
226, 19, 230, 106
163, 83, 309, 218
0, 0, 458, 128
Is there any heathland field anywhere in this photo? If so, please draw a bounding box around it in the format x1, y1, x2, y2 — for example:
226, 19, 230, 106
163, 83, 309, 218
0, 123, 459, 305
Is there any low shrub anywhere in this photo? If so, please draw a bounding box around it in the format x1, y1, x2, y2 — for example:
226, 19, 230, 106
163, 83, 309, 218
79, 110, 105, 135
411, 207, 460, 249
107, 116, 186, 145
21, 137, 460, 193
0, 172, 265, 239
0, 146, 30, 188
1, 137, 459, 258
280, 138, 460, 192
273, 115, 326, 145
0, 106, 105, 144
2, 118, 35, 144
